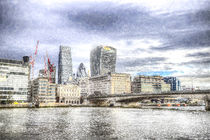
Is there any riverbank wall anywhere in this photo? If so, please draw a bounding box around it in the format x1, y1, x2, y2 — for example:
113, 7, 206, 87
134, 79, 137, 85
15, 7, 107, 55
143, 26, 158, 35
0, 103, 89, 108
0, 103, 208, 111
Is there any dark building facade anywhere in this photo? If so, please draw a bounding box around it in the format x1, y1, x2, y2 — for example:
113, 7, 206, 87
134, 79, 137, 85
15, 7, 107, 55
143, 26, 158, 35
58, 46, 72, 84
90, 46, 117, 77
163, 77, 181, 91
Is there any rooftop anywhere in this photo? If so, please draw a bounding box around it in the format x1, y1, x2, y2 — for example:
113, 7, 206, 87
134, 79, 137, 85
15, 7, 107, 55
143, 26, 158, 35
0, 58, 22, 65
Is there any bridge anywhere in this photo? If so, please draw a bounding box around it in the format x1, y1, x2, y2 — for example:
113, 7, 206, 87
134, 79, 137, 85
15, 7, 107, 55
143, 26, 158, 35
86, 90, 210, 110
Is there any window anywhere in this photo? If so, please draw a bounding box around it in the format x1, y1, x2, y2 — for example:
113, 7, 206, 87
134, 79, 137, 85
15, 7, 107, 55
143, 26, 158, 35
0, 87, 14, 90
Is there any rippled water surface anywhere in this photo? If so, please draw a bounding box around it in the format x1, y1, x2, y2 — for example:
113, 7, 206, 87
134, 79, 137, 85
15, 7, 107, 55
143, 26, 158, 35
0, 107, 210, 139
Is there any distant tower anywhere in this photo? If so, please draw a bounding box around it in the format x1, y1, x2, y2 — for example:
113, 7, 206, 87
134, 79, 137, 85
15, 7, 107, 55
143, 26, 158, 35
163, 77, 181, 91
76, 63, 88, 79
58, 46, 73, 84
90, 46, 117, 77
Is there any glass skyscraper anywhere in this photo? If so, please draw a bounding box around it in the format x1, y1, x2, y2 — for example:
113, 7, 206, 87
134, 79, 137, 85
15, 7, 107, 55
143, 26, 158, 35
90, 46, 117, 77
58, 46, 72, 84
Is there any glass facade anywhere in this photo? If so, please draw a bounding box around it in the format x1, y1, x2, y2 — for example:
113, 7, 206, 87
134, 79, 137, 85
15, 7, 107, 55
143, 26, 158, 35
163, 77, 181, 91
90, 46, 117, 77
58, 46, 73, 84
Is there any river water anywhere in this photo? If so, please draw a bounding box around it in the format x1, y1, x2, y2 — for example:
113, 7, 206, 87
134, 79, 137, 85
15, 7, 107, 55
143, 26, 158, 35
0, 107, 210, 140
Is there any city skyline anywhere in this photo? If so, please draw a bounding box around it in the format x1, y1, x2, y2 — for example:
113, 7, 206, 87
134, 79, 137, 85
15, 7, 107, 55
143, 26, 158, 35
0, 0, 210, 88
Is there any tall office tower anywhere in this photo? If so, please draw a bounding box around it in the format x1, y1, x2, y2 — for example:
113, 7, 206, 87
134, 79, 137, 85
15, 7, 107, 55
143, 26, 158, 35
90, 46, 117, 77
58, 46, 72, 84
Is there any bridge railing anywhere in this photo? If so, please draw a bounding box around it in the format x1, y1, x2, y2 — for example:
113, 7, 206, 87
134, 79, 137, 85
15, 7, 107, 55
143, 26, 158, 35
87, 90, 210, 99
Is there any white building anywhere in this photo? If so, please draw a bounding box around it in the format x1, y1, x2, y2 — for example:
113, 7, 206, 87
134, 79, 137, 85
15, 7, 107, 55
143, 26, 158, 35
89, 73, 131, 95
57, 84, 81, 104
31, 77, 56, 105
0, 56, 30, 103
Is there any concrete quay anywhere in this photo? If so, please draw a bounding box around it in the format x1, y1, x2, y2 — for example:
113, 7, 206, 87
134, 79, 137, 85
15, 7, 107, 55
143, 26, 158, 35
0, 103, 86, 108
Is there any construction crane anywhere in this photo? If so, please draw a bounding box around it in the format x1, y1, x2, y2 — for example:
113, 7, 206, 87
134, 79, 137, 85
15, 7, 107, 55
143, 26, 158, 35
46, 51, 54, 83
30, 40, 39, 80
44, 55, 47, 75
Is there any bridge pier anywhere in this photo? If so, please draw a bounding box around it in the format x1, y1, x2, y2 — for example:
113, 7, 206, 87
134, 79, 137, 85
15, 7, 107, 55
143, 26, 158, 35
205, 95, 210, 111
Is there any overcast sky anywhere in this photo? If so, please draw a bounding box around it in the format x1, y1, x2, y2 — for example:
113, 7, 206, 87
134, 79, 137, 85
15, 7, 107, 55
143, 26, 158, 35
0, 0, 210, 89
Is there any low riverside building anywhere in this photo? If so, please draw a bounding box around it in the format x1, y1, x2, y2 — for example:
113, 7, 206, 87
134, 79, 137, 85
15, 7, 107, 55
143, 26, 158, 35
131, 75, 170, 93
161, 81, 171, 92
89, 73, 131, 95
57, 84, 81, 104
31, 77, 56, 105
0, 56, 30, 104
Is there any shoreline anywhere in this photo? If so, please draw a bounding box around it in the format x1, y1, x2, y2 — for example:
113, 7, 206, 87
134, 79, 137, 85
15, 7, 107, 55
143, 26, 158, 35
0, 104, 206, 111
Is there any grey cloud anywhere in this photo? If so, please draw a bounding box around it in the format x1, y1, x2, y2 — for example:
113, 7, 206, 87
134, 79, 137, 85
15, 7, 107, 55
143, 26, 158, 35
0, 1, 29, 33
118, 57, 167, 67
181, 58, 210, 66
65, 1, 210, 41
187, 9, 210, 26
2, 0, 210, 49
152, 29, 210, 51
186, 52, 210, 58
130, 48, 147, 54
178, 74, 210, 79
0, 46, 28, 60
63, 1, 210, 55
67, 2, 152, 36
150, 5, 210, 51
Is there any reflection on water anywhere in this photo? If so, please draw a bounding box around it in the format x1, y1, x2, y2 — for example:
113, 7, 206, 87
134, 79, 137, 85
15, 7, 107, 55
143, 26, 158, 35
0, 107, 210, 139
